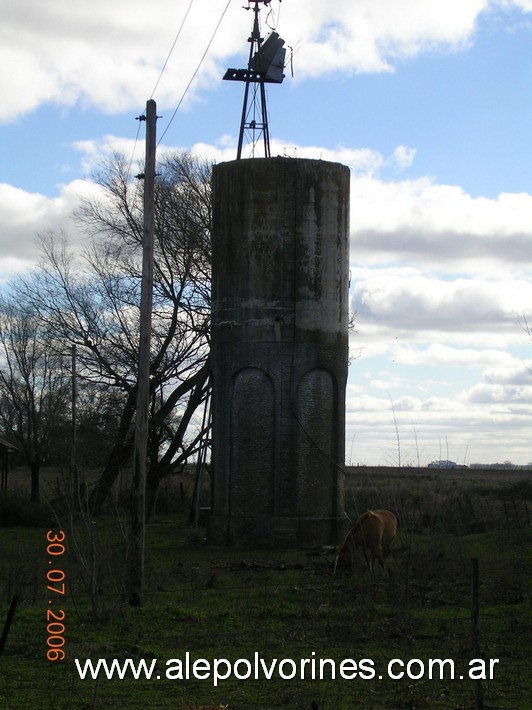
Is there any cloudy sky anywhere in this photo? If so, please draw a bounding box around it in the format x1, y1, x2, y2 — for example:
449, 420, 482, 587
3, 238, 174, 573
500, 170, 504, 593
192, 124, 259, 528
1, 0, 532, 466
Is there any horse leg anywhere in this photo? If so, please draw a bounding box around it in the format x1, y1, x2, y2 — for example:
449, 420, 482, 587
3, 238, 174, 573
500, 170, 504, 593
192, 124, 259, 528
362, 547, 372, 573
376, 543, 385, 572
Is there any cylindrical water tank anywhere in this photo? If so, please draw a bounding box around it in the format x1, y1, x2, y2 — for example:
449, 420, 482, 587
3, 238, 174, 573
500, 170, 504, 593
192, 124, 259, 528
209, 157, 350, 547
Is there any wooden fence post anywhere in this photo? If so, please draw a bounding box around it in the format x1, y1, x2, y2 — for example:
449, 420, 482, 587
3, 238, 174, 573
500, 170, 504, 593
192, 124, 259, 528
0, 595, 18, 657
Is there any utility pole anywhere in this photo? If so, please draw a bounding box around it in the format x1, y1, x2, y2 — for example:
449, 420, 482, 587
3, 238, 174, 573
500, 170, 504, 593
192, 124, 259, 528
70, 343, 78, 507
130, 99, 157, 607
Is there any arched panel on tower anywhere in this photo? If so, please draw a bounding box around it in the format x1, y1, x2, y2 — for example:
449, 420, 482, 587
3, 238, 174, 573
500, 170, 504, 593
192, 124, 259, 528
210, 157, 349, 547
295, 368, 337, 518
230, 367, 275, 518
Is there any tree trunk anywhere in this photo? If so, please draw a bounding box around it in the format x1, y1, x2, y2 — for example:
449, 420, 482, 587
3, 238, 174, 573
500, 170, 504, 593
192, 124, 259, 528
145, 474, 160, 524
29, 461, 40, 502
89, 391, 136, 513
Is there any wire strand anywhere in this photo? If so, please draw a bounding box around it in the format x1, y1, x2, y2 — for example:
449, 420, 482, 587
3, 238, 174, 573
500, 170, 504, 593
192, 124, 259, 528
124, 0, 197, 180
150, 0, 196, 100
157, 0, 232, 147
126, 116, 143, 181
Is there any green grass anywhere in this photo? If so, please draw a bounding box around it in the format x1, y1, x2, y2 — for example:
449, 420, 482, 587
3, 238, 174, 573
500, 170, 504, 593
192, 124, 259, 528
1, 511, 531, 709
1, 466, 531, 708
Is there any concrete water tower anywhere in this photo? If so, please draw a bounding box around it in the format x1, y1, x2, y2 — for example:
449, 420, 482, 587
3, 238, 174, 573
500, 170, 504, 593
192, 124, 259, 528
208, 1, 350, 547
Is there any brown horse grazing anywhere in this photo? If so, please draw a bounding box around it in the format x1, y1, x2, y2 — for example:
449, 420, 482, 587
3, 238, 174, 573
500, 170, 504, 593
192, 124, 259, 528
335, 510, 397, 575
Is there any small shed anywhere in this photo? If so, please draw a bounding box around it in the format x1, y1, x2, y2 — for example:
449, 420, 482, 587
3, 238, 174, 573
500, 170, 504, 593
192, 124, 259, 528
0, 436, 18, 493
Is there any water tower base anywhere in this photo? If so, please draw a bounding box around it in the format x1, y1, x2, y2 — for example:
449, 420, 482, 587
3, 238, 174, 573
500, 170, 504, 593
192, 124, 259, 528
208, 514, 347, 549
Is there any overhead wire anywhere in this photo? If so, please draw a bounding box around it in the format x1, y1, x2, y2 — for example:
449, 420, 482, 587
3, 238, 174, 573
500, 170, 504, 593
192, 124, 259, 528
126, 117, 143, 182
124, 0, 196, 182
157, 0, 233, 147
150, 0, 196, 100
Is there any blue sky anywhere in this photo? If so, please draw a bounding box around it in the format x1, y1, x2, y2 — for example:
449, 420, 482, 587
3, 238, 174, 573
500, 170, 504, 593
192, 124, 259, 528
1, 0, 532, 466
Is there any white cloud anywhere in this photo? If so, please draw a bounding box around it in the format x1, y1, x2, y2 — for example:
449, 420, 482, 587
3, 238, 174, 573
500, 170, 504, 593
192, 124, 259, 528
345, 380, 532, 466
350, 177, 532, 268
351, 268, 532, 338
0, 0, 247, 121
183, 140, 532, 275
370, 374, 409, 390
393, 344, 521, 369
484, 364, 532, 385
505, 0, 532, 11
464, 382, 532, 404
73, 135, 147, 176
282, 0, 490, 76
390, 146, 417, 170
3, 0, 529, 121
185, 136, 389, 174
0, 180, 100, 278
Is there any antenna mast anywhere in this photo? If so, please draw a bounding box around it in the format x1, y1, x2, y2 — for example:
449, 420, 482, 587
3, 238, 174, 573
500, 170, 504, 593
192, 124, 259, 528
224, 0, 286, 159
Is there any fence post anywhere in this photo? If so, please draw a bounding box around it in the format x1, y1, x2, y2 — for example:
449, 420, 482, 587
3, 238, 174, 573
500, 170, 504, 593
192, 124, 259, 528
0, 595, 18, 657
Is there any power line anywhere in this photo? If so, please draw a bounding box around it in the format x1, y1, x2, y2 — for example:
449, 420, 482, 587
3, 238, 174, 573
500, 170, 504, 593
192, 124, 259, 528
124, 0, 230, 180
123, 0, 195, 183
150, 0, 196, 100
157, 0, 232, 146
126, 115, 143, 180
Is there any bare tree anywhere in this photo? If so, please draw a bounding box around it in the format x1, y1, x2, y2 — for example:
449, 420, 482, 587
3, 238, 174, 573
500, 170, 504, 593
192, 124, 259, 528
0, 298, 70, 501
16, 151, 212, 516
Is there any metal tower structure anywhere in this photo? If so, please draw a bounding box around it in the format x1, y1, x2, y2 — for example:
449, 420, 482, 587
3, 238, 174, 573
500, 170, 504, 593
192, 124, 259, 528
224, 0, 286, 159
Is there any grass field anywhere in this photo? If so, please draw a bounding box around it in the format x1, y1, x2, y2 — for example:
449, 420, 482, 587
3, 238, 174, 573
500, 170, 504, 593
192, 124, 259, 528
0, 466, 531, 709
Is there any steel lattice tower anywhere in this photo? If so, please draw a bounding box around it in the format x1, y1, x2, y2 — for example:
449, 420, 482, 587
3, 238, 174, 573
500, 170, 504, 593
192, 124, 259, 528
224, 0, 286, 159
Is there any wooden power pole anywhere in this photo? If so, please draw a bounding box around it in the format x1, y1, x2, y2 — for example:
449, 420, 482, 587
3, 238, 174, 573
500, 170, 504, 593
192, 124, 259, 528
130, 99, 157, 606
70, 343, 78, 508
